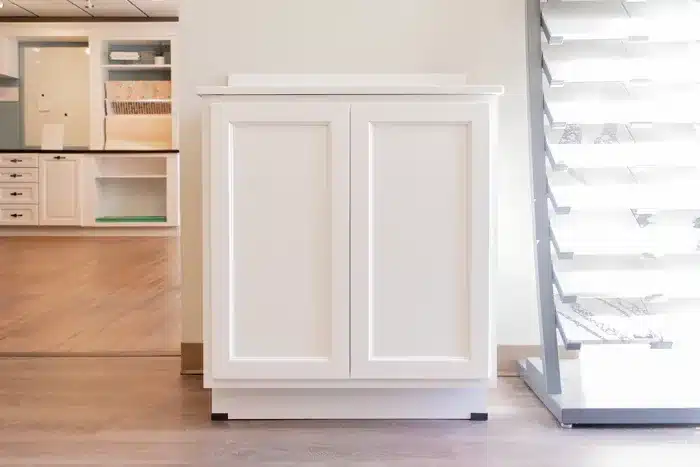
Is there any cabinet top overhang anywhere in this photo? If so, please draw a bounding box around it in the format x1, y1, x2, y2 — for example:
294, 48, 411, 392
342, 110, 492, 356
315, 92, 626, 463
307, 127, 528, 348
197, 74, 504, 96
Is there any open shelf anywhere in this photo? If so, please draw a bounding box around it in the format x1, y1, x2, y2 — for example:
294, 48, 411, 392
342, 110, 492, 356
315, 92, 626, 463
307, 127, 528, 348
96, 215, 167, 223
102, 64, 171, 71
542, 0, 700, 44
94, 177, 167, 223
102, 38, 174, 150
95, 156, 166, 177
546, 124, 700, 169
554, 295, 668, 349
89, 151, 176, 227
95, 175, 167, 179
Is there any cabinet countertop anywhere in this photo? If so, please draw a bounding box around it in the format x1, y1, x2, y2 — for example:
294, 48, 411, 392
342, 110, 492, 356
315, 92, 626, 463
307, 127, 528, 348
0, 149, 179, 154
197, 74, 504, 96
198, 84, 505, 96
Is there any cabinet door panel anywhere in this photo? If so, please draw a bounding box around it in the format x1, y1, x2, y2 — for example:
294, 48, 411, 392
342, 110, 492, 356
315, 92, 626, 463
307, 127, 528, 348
39, 155, 82, 226
209, 102, 350, 380
350, 102, 492, 380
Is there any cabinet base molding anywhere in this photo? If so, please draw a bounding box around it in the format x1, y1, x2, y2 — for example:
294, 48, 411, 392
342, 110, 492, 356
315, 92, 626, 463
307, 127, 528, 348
0, 226, 179, 237
210, 387, 488, 420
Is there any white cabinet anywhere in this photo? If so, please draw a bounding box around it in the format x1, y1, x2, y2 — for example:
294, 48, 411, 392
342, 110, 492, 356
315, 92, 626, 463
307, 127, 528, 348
0, 153, 39, 225
0, 38, 18, 79
0, 204, 38, 226
84, 153, 180, 227
39, 154, 82, 226
350, 102, 491, 380
0, 151, 180, 230
209, 102, 350, 380
201, 75, 502, 420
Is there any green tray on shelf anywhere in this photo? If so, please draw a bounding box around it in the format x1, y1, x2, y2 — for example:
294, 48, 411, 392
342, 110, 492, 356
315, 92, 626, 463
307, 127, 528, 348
95, 216, 167, 223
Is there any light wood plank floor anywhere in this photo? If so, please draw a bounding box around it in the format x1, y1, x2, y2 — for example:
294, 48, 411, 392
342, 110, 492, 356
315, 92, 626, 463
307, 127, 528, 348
0, 237, 181, 354
0, 357, 697, 466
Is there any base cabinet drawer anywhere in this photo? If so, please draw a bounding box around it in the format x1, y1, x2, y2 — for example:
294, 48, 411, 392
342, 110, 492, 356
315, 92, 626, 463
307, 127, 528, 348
0, 204, 39, 225
0, 154, 38, 168
0, 167, 38, 183
0, 183, 39, 204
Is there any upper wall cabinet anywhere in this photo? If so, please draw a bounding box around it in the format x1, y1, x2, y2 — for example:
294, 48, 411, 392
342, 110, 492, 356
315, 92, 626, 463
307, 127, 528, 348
0, 38, 19, 79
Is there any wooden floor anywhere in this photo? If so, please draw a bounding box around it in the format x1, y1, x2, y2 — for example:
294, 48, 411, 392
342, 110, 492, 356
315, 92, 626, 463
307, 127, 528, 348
0, 237, 181, 354
0, 357, 697, 466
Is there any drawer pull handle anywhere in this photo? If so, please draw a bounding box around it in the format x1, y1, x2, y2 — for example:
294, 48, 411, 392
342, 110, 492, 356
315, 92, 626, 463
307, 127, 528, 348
9, 192, 21, 196
10, 214, 23, 218
9, 173, 21, 178
10, 159, 21, 163
53, 155, 66, 160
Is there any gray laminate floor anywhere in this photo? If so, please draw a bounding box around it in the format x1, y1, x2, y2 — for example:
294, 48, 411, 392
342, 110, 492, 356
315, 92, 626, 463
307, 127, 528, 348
0, 357, 697, 466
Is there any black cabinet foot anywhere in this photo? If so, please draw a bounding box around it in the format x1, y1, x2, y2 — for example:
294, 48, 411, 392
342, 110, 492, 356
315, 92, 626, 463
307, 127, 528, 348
470, 412, 488, 421
211, 412, 229, 421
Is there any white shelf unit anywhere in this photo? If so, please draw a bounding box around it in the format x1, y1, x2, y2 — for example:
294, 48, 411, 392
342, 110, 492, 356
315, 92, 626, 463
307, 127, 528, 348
520, 0, 700, 426
85, 152, 179, 227
100, 39, 174, 151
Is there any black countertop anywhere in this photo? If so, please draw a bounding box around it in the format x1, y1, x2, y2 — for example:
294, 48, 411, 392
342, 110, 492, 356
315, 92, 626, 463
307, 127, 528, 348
0, 149, 179, 154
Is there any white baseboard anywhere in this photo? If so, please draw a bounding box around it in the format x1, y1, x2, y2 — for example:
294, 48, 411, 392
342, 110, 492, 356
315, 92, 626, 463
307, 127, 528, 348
0, 227, 179, 237
497, 344, 578, 376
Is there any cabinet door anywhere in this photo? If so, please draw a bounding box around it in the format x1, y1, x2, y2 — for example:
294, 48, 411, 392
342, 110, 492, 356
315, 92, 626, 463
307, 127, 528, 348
208, 102, 350, 380
350, 102, 492, 380
39, 154, 82, 226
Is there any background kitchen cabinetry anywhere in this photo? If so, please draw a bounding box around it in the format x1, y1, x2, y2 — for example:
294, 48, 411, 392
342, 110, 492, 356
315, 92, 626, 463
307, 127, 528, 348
0, 151, 179, 229
39, 154, 82, 226
0, 37, 18, 79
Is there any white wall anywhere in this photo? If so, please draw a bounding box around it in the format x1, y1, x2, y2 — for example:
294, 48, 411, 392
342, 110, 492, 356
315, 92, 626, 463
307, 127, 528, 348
178, 0, 540, 346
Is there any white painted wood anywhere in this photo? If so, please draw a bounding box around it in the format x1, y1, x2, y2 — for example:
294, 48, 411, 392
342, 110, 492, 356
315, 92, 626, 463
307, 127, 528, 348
0, 154, 38, 168
226, 74, 472, 87
211, 387, 488, 420
0, 37, 18, 79
95, 178, 167, 218
38, 154, 82, 226
350, 102, 492, 380
0, 183, 38, 205
82, 153, 179, 227
209, 101, 350, 380
0, 204, 38, 226
199, 83, 504, 96
0, 167, 38, 183
165, 153, 180, 226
